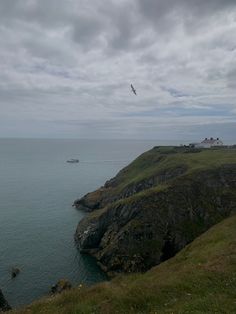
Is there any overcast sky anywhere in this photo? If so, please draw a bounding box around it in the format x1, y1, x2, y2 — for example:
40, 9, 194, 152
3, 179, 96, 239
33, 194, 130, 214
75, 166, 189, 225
0, 0, 236, 141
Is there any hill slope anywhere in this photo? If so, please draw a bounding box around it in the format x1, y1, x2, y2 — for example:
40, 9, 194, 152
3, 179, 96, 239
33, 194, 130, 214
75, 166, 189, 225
75, 147, 236, 273
13, 214, 236, 314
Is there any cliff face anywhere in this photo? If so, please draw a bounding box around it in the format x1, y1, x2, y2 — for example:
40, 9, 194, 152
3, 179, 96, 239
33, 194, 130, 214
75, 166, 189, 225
0, 289, 11, 312
74, 147, 236, 274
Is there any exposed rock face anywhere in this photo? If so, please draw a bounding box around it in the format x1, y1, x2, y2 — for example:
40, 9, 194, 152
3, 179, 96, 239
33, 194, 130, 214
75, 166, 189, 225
74, 164, 187, 211
0, 289, 11, 312
51, 279, 72, 294
74, 147, 236, 274
11, 267, 20, 279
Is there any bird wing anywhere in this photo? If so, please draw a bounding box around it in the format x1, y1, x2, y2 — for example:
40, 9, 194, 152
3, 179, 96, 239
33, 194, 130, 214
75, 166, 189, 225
131, 84, 137, 95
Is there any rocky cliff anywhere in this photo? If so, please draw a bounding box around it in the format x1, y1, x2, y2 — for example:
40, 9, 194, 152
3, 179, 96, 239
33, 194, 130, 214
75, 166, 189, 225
74, 146, 236, 274
0, 289, 11, 312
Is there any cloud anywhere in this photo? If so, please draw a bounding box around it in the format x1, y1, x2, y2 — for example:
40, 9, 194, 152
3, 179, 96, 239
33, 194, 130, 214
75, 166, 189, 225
0, 0, 235, 141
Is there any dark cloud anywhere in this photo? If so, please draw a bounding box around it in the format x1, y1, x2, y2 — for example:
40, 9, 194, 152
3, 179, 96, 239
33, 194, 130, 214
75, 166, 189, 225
71, 17, 103, 46
137, 0, 236, 24
227, 68, 236, 89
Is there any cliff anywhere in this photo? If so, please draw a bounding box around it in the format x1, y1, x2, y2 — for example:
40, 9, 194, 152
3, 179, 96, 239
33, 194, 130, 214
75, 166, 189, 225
74, 146, 236, 273
13, 214, 236, 313
0, 289, 11, 312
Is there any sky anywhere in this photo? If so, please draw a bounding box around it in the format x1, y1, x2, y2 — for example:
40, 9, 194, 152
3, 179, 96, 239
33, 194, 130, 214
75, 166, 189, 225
0, 0, 236, 141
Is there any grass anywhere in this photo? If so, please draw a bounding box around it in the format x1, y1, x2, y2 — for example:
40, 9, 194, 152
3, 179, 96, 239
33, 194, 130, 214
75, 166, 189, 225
13, 214, 236, 314
77, 147, 236, 217
118, 147, 236, 186
98, 147, 236, 198
89, 146, 236, 221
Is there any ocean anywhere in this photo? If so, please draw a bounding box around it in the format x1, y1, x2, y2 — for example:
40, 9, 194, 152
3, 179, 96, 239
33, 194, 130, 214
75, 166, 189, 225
0, 138, 180, 308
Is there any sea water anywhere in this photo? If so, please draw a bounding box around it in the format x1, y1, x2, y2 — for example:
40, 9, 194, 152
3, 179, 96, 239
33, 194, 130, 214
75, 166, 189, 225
0, 138, 178, 307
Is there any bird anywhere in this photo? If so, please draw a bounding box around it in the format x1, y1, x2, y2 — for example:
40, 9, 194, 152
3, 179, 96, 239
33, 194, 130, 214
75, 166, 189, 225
131, 84, 137, 95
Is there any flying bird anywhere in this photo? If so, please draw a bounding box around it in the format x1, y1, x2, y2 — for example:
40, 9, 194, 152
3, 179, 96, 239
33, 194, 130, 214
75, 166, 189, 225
131, 84, 137, 95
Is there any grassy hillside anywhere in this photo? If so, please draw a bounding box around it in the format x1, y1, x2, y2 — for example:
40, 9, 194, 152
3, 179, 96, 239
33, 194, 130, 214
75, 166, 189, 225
113, 146, 236, 190
75, 146, 236, 210
13, 214, 236, 314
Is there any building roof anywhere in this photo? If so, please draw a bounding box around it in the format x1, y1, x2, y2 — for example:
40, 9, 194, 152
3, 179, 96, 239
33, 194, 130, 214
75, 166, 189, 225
201, 138, 222, 144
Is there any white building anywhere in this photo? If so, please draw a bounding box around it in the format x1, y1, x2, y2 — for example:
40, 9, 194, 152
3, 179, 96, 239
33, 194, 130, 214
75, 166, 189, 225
190, 137, 223, 148
200, 137, 223, 148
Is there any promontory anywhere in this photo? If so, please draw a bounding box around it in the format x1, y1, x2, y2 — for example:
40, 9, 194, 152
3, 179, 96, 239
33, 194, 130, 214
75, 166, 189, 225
74, 146, 236, 274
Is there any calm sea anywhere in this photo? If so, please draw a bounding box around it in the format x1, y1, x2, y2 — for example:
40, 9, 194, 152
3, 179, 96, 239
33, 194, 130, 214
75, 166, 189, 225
0, 138, 181, 308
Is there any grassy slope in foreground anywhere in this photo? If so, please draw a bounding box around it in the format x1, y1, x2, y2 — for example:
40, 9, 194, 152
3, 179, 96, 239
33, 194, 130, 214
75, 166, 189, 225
13, 214, 236, 314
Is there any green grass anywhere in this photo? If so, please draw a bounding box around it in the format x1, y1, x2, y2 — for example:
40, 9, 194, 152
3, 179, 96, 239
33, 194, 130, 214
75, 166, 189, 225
13, 214, 236, 314
90, 146, 236, 217
77, 147, 236, 215
122, 147, 235, 182
102, 147, 236, 197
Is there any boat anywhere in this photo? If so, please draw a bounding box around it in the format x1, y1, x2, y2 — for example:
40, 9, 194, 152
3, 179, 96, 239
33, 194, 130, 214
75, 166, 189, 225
66, 159, 79, 163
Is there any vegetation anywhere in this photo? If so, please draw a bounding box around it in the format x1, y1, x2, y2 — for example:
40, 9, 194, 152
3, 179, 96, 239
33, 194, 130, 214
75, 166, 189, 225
113, 146, 236, 191
77, 146, 236, 208
13, 214, 236, 314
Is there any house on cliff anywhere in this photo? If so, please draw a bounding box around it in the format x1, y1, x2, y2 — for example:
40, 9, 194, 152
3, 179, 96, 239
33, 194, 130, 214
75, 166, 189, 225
190, 137, 223, 148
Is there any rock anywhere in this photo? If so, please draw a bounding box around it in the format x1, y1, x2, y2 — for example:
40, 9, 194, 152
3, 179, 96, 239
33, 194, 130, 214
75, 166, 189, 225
74, 164, 187, 212
51, 279, 72, 294
74, 146, 236, 274
0, 289, 11, 312
11, 267, 20, 279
